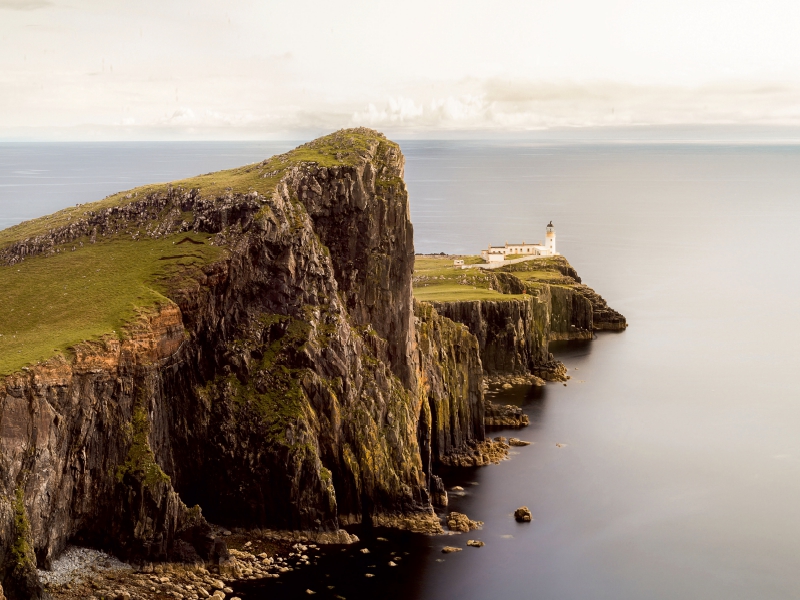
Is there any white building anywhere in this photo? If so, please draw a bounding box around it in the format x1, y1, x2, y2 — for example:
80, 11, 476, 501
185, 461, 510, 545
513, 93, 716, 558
480, 222, 558, 261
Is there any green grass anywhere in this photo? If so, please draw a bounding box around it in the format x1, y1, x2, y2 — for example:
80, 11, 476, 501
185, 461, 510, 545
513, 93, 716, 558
504, 269, 566, 282
412, 256, 525, 302
0, 233, 225, 376
0, 129, 395, 250
0, 128, 394, 377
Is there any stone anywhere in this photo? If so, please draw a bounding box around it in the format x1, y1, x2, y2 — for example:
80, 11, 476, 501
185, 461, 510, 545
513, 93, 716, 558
508, 438, 531, 446
360, 548, 370, 554
466, 540, 484, 547
446, 512, 483, 532
514, 506, 533, 522
441, 546, 462, 553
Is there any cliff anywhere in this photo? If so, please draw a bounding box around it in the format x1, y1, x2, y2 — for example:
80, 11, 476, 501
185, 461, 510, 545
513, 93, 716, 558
0, 130, 444, 598
0, 129, 626, 599
416, 255, 626, 381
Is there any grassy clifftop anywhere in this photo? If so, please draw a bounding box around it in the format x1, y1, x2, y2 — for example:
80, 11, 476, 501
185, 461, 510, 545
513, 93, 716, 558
0, 128, 393, 377
0, 129, 391, 249
412, 255, 578, 303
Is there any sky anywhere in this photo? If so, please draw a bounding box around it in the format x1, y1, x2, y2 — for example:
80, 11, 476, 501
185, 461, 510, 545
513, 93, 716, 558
3, 0, 800, 139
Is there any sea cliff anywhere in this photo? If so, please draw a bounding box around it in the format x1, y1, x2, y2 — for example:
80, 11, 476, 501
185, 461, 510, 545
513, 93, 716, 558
0, 129, 625, 599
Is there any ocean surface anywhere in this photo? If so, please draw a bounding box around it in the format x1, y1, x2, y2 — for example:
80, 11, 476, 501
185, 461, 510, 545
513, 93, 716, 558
3, 138, 800, 599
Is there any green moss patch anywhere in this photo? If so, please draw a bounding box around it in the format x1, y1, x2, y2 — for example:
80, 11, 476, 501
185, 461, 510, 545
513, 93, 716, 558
116, 404, 171, 488
11, 487, 33, 569
0, 233, 225, 376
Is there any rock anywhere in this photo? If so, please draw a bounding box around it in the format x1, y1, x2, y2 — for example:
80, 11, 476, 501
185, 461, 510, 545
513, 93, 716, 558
466, 540, 484, 547
388, 561, 397, 567
441, 546, 462, 553
556, 443, 566, 448
430, 474, 448, 507
446, 512, 483, 532
223, 586, 234, 593
360, 548, 370, 554
485, 401, 530, 428
452, 486, 464, 492
365, 573, 374, 578
514, 507, 532, 522
439, 439, 510, 467
306, 590, 316, 595
501, 383, 513, 389
508, 438, 531, 446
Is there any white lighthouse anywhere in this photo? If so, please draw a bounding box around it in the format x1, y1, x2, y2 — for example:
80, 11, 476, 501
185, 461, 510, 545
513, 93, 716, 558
480, 221, 560, 261
545, 221, 556, 255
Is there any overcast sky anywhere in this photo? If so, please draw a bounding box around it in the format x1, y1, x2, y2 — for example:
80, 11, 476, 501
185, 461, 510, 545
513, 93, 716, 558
3, 0, 800, 139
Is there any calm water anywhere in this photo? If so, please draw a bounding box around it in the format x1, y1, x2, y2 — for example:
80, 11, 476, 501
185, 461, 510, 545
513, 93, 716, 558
3, 138, 800, 599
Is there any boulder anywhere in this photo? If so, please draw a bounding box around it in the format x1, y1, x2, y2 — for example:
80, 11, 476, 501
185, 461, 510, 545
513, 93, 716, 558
514, 506, 532, 522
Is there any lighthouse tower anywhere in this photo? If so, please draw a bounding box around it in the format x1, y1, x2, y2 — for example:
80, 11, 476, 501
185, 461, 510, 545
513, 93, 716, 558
545, 221, 556, 255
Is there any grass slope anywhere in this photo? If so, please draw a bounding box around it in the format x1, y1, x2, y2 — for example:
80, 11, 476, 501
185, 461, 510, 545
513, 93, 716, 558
0, 129, 391, 249
412, 257, 526, 302
0, 234, 224, 376
412, 255, 580, 302
0, 128, 391, 377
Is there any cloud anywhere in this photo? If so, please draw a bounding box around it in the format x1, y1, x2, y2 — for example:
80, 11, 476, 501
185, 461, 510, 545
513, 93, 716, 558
346, 80, 800, 132
0, 0, 52, 10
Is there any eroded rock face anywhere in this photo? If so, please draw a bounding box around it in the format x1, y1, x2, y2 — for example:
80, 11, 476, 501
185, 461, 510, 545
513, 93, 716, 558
415, 302, 485, 471
431, 296, 550, 375
0, 130, 450, 597
431, 271, 625, 380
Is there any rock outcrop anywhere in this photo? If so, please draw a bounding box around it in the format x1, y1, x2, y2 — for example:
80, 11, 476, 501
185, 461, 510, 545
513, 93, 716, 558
0, 130, 446, 597
415, 302, 484, 471
430, 259, 626, 382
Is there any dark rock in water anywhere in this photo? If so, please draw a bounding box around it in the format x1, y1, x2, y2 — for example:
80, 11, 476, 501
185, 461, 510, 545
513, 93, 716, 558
514, 507, 533, 522
430, 475, 449, 508
446, 512, 483, 532
441, 546, 462, 554
466, 540, 485, 547
508, 438, 531, 447
485, 402, 530, 428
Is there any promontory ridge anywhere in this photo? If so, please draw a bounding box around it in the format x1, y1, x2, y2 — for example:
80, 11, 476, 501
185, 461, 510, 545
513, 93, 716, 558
0, 128, 625, 599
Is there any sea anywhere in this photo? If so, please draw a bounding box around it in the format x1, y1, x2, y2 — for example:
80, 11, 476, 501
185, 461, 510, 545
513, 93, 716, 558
2, 133, 800, 599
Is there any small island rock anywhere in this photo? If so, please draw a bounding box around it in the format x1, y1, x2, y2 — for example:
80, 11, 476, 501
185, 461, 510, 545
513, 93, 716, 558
514, 506, 533, 522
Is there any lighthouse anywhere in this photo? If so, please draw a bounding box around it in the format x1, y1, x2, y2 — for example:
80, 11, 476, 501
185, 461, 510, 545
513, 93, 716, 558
545, 221, 556, 255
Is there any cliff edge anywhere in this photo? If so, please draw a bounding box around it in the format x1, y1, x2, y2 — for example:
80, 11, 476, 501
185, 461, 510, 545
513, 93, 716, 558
0, 129, 439, 598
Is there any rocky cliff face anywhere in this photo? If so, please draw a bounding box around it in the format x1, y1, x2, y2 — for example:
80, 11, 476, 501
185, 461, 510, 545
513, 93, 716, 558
431, 260, 626, 379
0, 130, 445, 598
0, 129, 626, 599
414, 302, 484, 468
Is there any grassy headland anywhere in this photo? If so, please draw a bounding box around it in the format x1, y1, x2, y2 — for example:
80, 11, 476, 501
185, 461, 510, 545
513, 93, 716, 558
0, 129, 394, 376
412, 255, 579, 302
